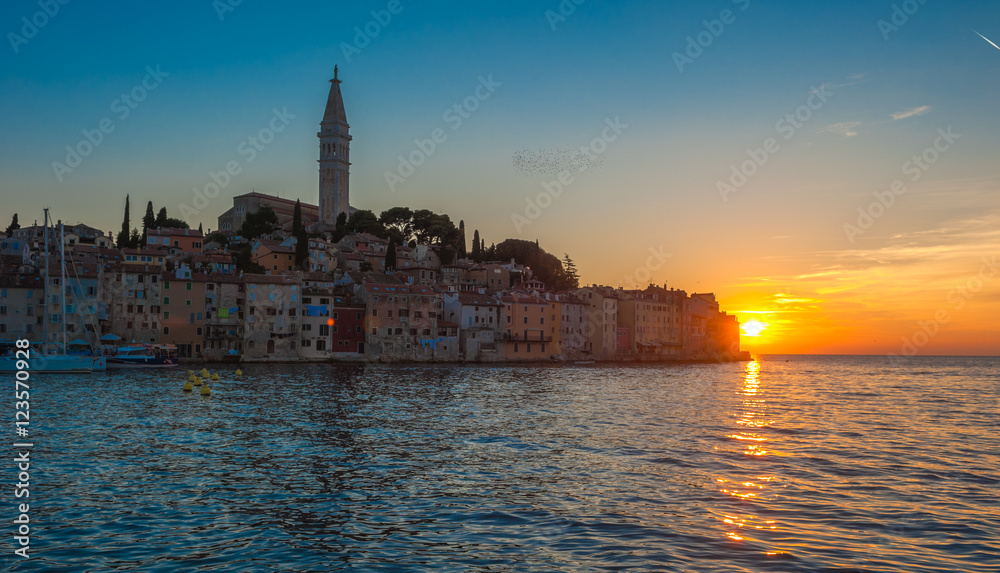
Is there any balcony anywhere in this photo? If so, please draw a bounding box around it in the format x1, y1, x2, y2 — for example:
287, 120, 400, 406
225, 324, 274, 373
502, 333, 553, 343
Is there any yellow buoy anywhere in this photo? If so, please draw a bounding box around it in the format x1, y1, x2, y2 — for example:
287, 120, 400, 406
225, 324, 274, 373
183, 381, 193, 392
200, 384, 211, 396
200, 368, 210, 377
188, 370, 195, 375
193, 377, 203, 386
235, 369, 242, 376
211, 373, 219, 381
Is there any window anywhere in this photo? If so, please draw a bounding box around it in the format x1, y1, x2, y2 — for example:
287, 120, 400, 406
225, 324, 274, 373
186, 283, 192, 290
0, 306, 5, 315
356, 312, 362, 320
164, 311, 170, 319
163, 297, 170, 305
315, 340, 326, 351
371, 309, 378, 317
186, 300, 191, 306
164, 281, 170, 289
319, 325, 330, 336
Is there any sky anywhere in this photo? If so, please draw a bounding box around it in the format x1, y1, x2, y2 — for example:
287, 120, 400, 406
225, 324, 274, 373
1, 0, 998, 356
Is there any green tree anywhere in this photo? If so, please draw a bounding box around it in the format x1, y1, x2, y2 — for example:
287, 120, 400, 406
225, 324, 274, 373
205, 232, 228, 247
239, 206, 280, 239
346, 210, 385, 236
141, 201, 156, 244
198, 223, 203, 234
232, 243, 265, 274
129, 227, 141, 249
360, 260, 373, 272
560, 253, 580, 290
160, 218, 190, 230
385, 236, 397, 271
495, 239, 567, 290
379, 207, 413, 244
116, 195, 131, 248
472, 229, 481, 262
5, 213, 19, 236
155, 207, 168, 227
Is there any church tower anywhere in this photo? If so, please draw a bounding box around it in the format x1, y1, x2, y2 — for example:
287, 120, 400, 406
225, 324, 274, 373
318, 67, 351, 225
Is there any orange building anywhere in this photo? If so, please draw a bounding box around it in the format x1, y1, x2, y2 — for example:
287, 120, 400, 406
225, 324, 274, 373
502, 293, 552, 360
161, 272, 206, 358
252, 241, 296, 274
146, 228, 204, 254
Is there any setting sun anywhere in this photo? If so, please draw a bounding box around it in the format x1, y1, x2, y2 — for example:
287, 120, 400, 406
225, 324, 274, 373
741, 321, 768, 338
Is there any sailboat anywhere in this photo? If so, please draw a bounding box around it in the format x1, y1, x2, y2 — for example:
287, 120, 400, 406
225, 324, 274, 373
0, 210, 101, 373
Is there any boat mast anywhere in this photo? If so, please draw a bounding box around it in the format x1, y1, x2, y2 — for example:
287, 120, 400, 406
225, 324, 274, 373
60, 220, 67, 353
42, 209, 49, 355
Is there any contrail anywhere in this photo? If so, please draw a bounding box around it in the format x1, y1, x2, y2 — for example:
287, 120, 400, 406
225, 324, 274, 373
973, 30, 1000, 51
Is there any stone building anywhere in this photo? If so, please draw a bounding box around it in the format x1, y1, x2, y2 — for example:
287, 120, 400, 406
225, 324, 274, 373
242, 274, 301, 361
443, 292, 504, 361
202, 273, 244, 360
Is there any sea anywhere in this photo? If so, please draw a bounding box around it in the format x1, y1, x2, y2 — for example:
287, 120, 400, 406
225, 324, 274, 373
6, 355, 998, 572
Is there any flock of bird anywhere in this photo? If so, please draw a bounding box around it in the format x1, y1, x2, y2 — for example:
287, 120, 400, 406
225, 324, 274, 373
511, 147, 605, 178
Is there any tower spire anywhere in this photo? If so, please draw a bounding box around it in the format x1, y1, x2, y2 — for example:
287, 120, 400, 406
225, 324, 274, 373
318, 70, 352, 225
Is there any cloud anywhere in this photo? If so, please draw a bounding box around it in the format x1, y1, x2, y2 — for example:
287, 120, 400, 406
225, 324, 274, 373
891, 105, 932, 121
973, 30, 1000, 51
820, 121, 862, 137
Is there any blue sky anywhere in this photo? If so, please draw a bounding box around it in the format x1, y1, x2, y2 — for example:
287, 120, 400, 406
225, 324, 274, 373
2, 0, 999, 352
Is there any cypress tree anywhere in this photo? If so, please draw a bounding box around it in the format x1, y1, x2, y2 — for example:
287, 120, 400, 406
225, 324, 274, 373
472, 229, 481, 262
116, 195, 131, 248
141, 201, 155, 245
458, 220, 467, 258
5, 213, 19, 236
385, 236, 397, 272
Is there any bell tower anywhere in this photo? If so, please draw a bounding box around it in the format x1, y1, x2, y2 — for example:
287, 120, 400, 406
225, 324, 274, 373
318, 66, 351, 225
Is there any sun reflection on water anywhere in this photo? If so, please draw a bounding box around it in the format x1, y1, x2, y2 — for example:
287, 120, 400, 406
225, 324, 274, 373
716, 360, 781, 549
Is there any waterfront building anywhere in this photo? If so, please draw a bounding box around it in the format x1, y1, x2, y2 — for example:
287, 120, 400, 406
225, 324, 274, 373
160, 270, 206, 358
329, 294, 367, 356
242, 274, 302, 361
202, 273, 244, 360
99, 263, 163, 344
501, 293, 552, 360
360, 282, 449, 361
442, 292, 504, 361
575, 286, 619, 360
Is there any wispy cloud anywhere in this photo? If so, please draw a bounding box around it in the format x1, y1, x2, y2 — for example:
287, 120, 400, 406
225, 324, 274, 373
820, 121, 862, 137
891, 105, 931, 121
973, 30, 1000, 51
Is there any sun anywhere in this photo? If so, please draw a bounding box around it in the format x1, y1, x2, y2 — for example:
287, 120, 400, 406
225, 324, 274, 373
741, 320, 768, 337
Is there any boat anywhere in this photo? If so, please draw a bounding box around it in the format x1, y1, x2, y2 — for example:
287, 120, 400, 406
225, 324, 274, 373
0, 348, 94, 373
107, 345, 179, 368
0, 210, 102, 374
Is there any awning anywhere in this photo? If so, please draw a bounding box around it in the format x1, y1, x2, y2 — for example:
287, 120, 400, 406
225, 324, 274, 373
99, 333, 122, 341
68, 338, 90, 346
